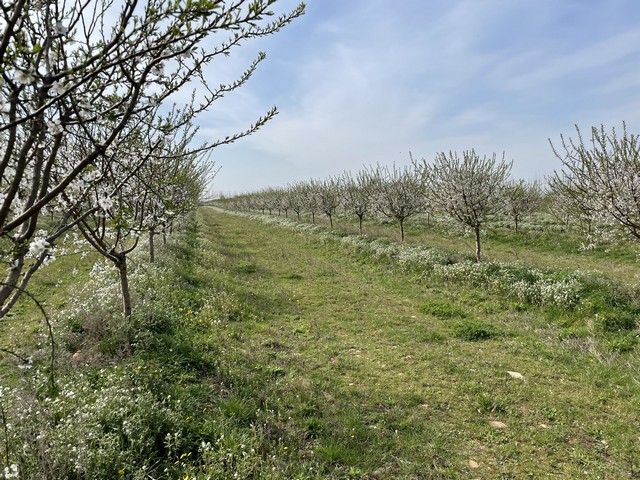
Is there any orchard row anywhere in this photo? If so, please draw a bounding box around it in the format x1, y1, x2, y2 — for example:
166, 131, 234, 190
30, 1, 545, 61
220, 125, 640, 262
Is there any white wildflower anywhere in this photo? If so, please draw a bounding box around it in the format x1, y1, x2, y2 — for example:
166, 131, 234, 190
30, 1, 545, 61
3, 463, 19, 479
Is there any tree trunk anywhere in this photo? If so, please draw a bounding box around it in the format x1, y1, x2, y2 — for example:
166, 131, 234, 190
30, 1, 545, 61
149, 230, 155, 264
116, 255, 132, 318
312, 212, 315, 224
358, 215, 363, 235
329, 214, 333, 229
474, 225, 481, 262
514, 216, 519, 234
0, 250, 25, 309
400, 218, 405, 242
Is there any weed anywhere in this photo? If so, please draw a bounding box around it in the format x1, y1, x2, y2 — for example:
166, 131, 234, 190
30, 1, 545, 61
420, 300, 466, 318
595, 311, 638, 332
237, 260, 257, 274
452, 319, 501, 341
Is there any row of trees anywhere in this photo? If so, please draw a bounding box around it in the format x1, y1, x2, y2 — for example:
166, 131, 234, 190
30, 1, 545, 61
0, 0, 305, 319
221, 151, 544, 261
222, 123, 640, 264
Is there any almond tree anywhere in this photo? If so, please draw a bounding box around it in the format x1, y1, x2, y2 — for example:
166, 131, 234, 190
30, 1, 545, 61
134, 115, 210, 264
300, 181, 319, 223
69, 106, 209, 317
0, 0, 304, 317
419, 150, 512, 261
502, 179, 543, 233
371, 163, 426, 242
315, 177, 341, 228
550, 123, 640, 241
546, 174, 596, 233
285, 183, 304, 220
340, 170, 375, 234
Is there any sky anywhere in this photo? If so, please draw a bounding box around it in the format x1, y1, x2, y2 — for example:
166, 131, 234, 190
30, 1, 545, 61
196, 0, 640, 196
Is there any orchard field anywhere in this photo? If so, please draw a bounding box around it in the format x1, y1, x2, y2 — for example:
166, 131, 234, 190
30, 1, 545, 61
3, 205, 640, 478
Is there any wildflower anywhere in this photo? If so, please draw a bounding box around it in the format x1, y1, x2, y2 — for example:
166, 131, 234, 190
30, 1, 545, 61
3, 464, 19, 479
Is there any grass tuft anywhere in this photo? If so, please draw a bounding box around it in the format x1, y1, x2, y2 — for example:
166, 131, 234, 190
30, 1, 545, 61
452, 319, 501, 341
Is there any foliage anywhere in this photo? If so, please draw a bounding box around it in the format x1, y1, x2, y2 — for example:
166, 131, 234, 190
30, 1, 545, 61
420, 300, 466, 318
452, 319, 501, 341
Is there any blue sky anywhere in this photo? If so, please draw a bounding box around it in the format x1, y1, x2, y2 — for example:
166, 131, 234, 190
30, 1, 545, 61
198, 0, 640, 195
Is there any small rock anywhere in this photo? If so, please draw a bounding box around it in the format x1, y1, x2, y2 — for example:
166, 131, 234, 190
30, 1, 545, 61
507, 371, 524, 380
468, 459, 479, 468
71, 351, 84, 365
489, 420, 507, 429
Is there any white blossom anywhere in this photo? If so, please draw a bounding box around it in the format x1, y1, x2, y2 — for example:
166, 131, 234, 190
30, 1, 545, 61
50, 80, 67, 95
53, 21, 69, 35
15, 69, 35, 85
98, 195, 114, 212
2, 464, 19, 479
47, 119, 64, 135
28, 237, 49, 257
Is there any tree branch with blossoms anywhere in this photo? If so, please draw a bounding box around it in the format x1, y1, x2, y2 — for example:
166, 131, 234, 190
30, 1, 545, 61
0, 0, 305, 318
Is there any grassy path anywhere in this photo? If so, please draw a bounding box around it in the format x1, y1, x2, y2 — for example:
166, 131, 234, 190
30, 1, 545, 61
199, 208, 640, 478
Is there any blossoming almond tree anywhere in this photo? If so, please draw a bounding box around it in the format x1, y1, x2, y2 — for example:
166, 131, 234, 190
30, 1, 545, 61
69, 104, 211, 317
549, 123, 640, 241
339, 170, 375, 234
0, 0, 304, 317
502, 179, 543, 233
419, 150, 512, 261
370, 163, 426, 242
314, 177, 341, 228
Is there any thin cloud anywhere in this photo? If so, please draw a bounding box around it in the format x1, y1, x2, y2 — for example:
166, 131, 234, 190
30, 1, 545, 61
199, 1, 640, 193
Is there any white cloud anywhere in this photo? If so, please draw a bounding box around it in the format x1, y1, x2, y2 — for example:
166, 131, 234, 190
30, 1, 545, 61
199, 0, 640, 193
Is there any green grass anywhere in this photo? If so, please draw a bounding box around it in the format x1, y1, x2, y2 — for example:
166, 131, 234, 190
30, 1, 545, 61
294, 210, 640, 284
2, 207, 640, 478
190, 208, 640, 477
